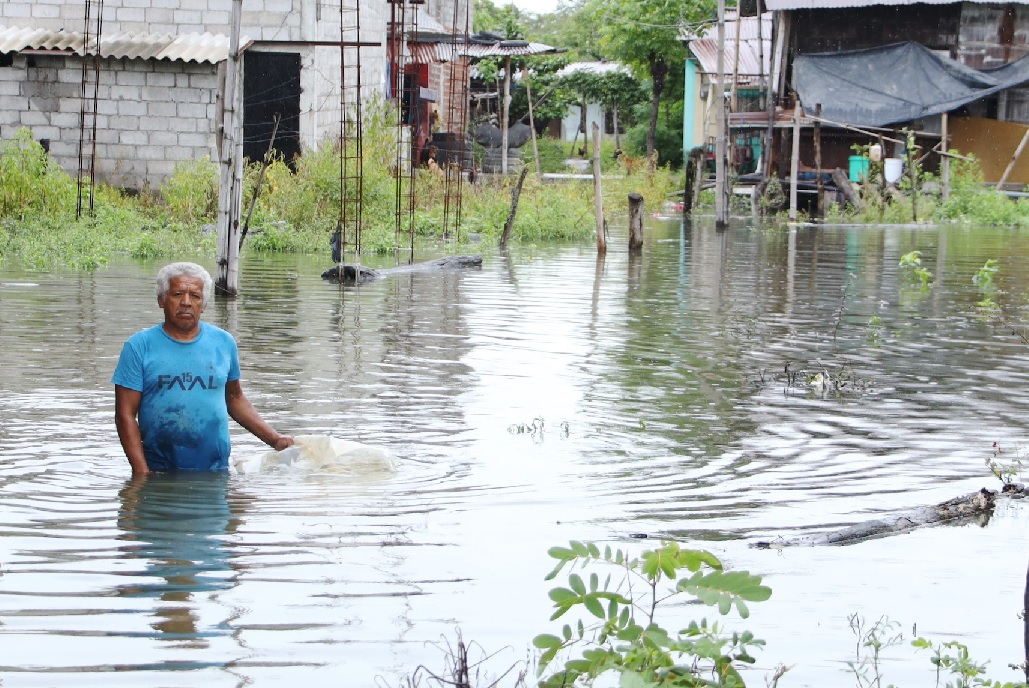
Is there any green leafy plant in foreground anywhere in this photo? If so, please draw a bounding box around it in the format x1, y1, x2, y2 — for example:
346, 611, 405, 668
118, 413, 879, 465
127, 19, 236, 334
533, 540, 772, 687
899, 250, 933, 287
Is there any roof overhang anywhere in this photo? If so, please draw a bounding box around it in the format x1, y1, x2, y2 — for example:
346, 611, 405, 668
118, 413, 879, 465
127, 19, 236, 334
0, 25, 250, 63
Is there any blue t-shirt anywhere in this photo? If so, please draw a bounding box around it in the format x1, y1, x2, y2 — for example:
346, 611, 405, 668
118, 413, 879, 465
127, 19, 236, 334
112, 322, 241, 472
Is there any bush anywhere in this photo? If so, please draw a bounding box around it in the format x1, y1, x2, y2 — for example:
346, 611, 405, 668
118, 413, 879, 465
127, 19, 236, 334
0, 128, 76, 220
623, 121, 684, 169
161, 157, 218, 225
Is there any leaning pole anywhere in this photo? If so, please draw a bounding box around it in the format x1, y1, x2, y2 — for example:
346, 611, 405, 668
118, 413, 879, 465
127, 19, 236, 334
216, 0, 244, 296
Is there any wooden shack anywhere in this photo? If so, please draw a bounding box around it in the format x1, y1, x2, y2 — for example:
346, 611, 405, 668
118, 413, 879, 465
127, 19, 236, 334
763, 0, 1029, 186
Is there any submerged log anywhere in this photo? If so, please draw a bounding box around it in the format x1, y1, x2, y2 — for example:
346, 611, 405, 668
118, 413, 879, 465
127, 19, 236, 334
321, 255, 483, 285
754, 487, 1000, 548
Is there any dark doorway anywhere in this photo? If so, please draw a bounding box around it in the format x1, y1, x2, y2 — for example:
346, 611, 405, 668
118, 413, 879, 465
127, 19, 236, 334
243, 51, 301, 166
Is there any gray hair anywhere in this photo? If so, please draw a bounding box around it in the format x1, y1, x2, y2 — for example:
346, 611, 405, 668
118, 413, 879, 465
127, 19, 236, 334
155, 262, 214, 305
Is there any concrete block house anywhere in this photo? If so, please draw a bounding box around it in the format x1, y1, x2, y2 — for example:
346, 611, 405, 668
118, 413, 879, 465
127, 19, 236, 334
0, 0, 471, 190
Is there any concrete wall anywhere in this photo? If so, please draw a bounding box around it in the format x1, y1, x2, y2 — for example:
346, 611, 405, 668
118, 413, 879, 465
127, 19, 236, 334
2, 0, 301, 40
560, 103, 605, 143
0, 52, 220, 190
0, 0, 457, 189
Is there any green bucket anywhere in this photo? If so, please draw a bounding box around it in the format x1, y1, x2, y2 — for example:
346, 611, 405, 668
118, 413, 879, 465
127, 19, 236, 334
848, 155, 870, 182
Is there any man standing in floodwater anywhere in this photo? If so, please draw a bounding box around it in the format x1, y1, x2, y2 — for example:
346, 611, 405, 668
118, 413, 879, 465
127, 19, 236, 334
113, 262, 293, 475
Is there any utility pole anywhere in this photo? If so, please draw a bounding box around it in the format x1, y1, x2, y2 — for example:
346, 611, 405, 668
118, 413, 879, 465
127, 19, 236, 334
715, 0, 729, 228
216, 0, 244, 296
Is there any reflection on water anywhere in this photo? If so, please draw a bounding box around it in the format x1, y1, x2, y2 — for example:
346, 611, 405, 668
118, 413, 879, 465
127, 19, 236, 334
116, 474, 240, 647
2, 218, 1029, 687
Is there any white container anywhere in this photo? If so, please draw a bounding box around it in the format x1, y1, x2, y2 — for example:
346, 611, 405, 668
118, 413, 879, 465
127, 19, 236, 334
884, 157, 904, 184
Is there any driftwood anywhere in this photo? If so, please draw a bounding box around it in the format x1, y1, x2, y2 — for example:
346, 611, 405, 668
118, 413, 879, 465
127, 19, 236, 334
831, 168, 862, 210
754, 487, 1003, 548
321, 255, 483, 285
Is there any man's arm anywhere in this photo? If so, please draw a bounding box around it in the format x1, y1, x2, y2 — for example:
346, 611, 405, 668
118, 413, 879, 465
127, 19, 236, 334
225, 379, 293, 451
114, 385, 150, 475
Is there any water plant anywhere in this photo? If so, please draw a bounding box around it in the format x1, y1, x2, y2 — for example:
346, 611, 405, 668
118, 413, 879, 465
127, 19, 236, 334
986, 441, 1025, 485
912, 637, 1024, 688
973, 259, 1000, 288
866, 315, 883, 344
899, 250, 933, 287
848, 613, 904, 688
847, 612, 1026, 688
533, 540, 771, 687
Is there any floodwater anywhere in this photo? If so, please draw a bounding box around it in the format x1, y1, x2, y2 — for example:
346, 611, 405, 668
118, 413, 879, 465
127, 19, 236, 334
2, 216, 1029, 688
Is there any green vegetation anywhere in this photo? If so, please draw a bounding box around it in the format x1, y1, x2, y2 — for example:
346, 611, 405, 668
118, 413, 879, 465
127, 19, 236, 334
974, 259, 1000, 288
849, 613, 1025, 688
534, 540, 771, 687
899, 250, 933, 287
405, 539, 1024, 688
812, 150, 1029, 227
0, 99, 678, 270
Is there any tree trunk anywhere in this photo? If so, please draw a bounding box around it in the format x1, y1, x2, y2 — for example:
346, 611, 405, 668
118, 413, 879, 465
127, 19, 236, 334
580, 98, 588, 158
646, 53, 667, 171
628, 193, 644, 253
754, 488, 997, 548
500, 166, 530, 250
613, 105, 620, 149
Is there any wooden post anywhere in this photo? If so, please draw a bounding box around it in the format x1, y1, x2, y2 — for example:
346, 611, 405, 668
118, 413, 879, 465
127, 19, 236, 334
693, 146, 705, 210
715, 0, 729, 229
789, 96, 800, 221
907, 131, 918, 222
879, 134, 886, 190
995, 125, 1029, 191
941, 112, 950, 201
499, 166, 529, 250
814, 103, 823, 218
1023, 554, 1029, 686
732, 2, 740, 112
216, 0, 243, 297
526, 79, 543, 185
628, 193, 644, 253
502, 55, 511, 175
592, 122, 606, 256
613, 105, 621, 150
683, 147, 702, 214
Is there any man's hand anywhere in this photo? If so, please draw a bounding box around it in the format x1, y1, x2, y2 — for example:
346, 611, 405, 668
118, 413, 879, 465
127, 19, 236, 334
271, 435, 294, 452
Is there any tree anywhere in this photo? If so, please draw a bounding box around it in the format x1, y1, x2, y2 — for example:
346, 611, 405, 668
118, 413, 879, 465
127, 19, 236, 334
592, 0, 713, 168
474, 0, 516, 33
531, 0, 608, 62
558, 66, 646, 153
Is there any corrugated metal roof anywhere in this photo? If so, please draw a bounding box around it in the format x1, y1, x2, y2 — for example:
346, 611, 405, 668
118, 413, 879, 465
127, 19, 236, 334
687, 13, 771, 85
462, 41, 561, 58
556, 61, 628, 77
765, 0, 1029, 9
409, 41, 468, 64
0, 25, 243, 63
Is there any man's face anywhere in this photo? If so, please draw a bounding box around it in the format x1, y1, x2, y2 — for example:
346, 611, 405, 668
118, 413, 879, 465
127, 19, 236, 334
158, 275, 206, 336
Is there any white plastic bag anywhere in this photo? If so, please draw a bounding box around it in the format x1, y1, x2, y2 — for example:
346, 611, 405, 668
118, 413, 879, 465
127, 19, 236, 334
235, 434, 396, 476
